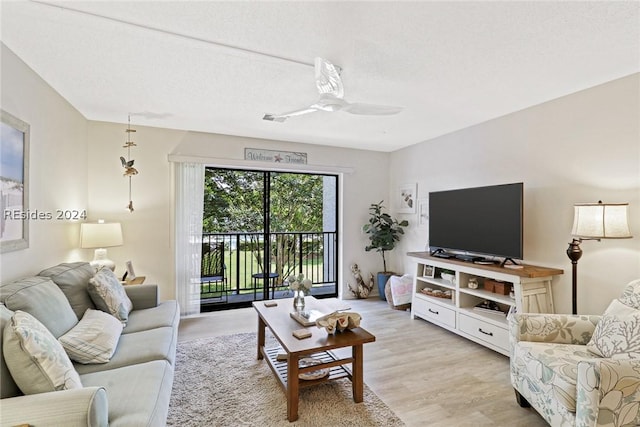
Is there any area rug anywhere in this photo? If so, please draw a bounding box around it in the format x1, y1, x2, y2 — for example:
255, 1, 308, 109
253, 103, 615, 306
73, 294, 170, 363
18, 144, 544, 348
167, 332, 404, 426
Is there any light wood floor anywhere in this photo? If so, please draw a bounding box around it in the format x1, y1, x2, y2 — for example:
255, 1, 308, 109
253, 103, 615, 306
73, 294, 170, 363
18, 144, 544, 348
178, 298, 548, 426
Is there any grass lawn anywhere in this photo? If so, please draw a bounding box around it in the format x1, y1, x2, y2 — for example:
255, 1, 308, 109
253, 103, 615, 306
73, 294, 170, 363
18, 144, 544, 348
201, 250, 324, 298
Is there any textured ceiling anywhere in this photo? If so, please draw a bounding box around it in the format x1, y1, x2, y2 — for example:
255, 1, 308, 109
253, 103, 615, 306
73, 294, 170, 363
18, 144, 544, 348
1, 1, 639, 152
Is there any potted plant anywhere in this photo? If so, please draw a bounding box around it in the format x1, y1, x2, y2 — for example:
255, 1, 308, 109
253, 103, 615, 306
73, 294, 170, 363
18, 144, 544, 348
363, 201, 409, 300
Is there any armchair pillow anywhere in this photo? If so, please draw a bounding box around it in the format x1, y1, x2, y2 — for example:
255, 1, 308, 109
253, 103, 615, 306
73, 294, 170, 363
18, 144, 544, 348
3, 310, 83, 394
88, 268, 133, 324
59, 308, 124, 364
619, 278, 640, 309
587, 299, 640, 358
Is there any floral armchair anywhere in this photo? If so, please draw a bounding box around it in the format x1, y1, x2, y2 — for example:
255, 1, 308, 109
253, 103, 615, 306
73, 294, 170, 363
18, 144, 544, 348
509, 279, 640, 427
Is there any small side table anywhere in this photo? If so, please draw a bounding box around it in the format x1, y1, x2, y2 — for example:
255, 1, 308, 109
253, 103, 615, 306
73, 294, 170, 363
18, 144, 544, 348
123, 276, 146, 285
252, 273, 279, 298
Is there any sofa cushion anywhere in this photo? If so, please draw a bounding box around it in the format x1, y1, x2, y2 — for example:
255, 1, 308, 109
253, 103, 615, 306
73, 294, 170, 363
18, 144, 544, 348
0, 304, 20, 399
74, 326, 177, 375
124, 300, 180, 334
59, 308, 124, 364
88, 268, 133, 324
3, 310, 83, 394
587, 299, 640, 358
0, 276, 78, 338
513, 341, 595, 412
80, 360, 173, 427
39, 262, 96, 319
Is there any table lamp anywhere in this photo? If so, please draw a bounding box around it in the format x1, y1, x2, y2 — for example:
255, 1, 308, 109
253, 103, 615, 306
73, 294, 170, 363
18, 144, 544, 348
566, 201, 632, 314
80, 220, 123, 271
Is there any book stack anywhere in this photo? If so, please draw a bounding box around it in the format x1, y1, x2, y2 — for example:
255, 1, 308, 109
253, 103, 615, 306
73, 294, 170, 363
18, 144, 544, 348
473, 300, 507, 316
290, 309, 325, 326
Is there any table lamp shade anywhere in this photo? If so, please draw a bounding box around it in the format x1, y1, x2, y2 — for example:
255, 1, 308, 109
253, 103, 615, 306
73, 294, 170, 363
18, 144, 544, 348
80, 221, 123, 271
80, 222, 123, 248
571, 203, 632, 239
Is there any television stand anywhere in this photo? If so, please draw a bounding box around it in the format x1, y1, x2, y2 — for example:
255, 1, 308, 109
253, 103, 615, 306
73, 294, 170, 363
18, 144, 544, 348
407, 252, 563, 356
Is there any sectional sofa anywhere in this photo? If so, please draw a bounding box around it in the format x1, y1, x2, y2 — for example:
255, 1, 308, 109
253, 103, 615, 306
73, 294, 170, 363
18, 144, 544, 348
0, 262, 180, 427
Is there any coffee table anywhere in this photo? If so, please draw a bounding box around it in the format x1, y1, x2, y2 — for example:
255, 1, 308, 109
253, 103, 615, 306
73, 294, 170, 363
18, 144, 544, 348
253, 297, 376, 422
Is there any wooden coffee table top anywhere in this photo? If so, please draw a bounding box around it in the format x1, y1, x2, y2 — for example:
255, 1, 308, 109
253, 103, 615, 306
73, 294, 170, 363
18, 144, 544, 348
253, 297, 375, 356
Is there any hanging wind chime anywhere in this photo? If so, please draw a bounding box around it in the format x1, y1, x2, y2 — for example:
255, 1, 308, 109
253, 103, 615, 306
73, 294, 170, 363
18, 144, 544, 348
120, 115, 138, 212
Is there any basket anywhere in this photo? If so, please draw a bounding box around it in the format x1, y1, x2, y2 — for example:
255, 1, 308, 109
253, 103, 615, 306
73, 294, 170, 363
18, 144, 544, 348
385, 281, 411, 311
420, 288, 453, 300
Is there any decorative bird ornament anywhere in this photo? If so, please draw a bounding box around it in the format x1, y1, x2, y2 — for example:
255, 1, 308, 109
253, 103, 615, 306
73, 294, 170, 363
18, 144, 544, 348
120, 156, 138, 176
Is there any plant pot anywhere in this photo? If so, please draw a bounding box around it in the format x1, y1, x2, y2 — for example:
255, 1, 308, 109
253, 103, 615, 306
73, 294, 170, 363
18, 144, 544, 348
377, 272, 394, 301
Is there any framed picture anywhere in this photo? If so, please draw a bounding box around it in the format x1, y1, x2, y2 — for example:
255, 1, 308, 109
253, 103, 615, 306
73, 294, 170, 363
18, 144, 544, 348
397, 183, 416, 214
1, 110, 30, 253
423, 265, 435, 278
125, 261, 136, 279
417, 198, 429, 228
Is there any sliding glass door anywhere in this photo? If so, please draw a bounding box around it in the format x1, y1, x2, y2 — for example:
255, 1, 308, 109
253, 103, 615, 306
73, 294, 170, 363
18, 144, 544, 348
201, 168, 338, 310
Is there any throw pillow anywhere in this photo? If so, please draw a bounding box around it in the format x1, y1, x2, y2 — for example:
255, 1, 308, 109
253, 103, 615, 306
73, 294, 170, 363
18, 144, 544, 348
3, 310, 83, 394
587, 299, 640, 358
88, 267, 133, 324
39, 262, 97, 319
0, 276, 78, 338
59, 308, 124, 364
619, 279, 640, 310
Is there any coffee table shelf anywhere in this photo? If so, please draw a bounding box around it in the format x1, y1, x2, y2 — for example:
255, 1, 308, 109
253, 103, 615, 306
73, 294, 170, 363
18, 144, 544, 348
263, 346, 352, 389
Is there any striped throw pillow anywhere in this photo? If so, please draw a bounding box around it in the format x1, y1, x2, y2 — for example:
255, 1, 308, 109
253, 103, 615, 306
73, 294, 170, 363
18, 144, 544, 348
59, 308, 124, 364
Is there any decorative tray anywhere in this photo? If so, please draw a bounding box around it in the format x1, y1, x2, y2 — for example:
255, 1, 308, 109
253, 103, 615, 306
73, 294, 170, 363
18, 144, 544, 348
420, 288, 453, 299
298, 358, 330, 380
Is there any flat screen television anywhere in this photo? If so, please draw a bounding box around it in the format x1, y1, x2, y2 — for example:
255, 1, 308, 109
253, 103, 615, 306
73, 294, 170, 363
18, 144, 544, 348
428, 182, 523, 263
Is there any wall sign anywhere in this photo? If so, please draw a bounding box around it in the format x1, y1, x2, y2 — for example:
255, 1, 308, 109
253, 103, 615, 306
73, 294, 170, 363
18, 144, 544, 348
244, 148, 307, 165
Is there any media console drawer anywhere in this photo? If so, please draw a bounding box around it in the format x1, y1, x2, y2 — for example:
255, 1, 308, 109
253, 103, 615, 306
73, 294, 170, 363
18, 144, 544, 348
458, 313, 509, 351
414, 297, 456, 328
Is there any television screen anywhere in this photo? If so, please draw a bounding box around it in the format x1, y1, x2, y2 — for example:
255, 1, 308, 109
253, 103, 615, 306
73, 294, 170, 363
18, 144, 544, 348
428, 183, 523, 260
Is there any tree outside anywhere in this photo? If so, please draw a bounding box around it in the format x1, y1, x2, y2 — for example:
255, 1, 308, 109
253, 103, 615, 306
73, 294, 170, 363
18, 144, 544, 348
203, 168, 326, 289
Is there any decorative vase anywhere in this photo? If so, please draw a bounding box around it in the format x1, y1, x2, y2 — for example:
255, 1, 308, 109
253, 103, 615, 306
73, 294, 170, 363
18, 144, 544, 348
293, 289, 306, 312
377, 272, 393, 301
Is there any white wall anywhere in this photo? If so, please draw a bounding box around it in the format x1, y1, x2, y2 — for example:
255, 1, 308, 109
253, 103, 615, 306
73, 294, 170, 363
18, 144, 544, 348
86, 122, 185, 300
390, 73, 640, 314
86, 126, 390, 300
0, 44, 88, 281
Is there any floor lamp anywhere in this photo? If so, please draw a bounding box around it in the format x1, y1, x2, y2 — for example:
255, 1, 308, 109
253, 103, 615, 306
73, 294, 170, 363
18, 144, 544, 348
566, 201, 632, 314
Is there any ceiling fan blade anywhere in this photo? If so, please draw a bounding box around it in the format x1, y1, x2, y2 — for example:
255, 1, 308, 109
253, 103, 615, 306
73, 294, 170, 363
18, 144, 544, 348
315, 57, 344, 98
263, 107, 319, 122
264, 57, 400, 122
342, 102, 403, 115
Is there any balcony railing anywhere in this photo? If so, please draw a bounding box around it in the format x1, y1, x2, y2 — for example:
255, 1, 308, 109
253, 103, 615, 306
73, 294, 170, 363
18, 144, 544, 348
200, 231, 337, 306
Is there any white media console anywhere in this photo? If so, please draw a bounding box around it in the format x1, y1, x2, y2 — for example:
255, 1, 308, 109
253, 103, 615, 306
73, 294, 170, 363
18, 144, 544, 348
408, 252, 564, 356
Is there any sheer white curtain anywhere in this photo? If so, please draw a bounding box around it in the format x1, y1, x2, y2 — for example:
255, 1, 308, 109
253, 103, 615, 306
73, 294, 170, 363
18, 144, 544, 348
174, 162, 204, 316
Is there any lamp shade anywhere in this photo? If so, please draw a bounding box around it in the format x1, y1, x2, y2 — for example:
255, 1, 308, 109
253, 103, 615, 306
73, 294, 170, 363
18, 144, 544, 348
571, 202, 632, 239
80, 222, 123, 248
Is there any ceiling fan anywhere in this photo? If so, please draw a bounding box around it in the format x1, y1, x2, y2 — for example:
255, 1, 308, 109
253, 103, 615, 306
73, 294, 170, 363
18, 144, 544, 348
263, 57, 403, 122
